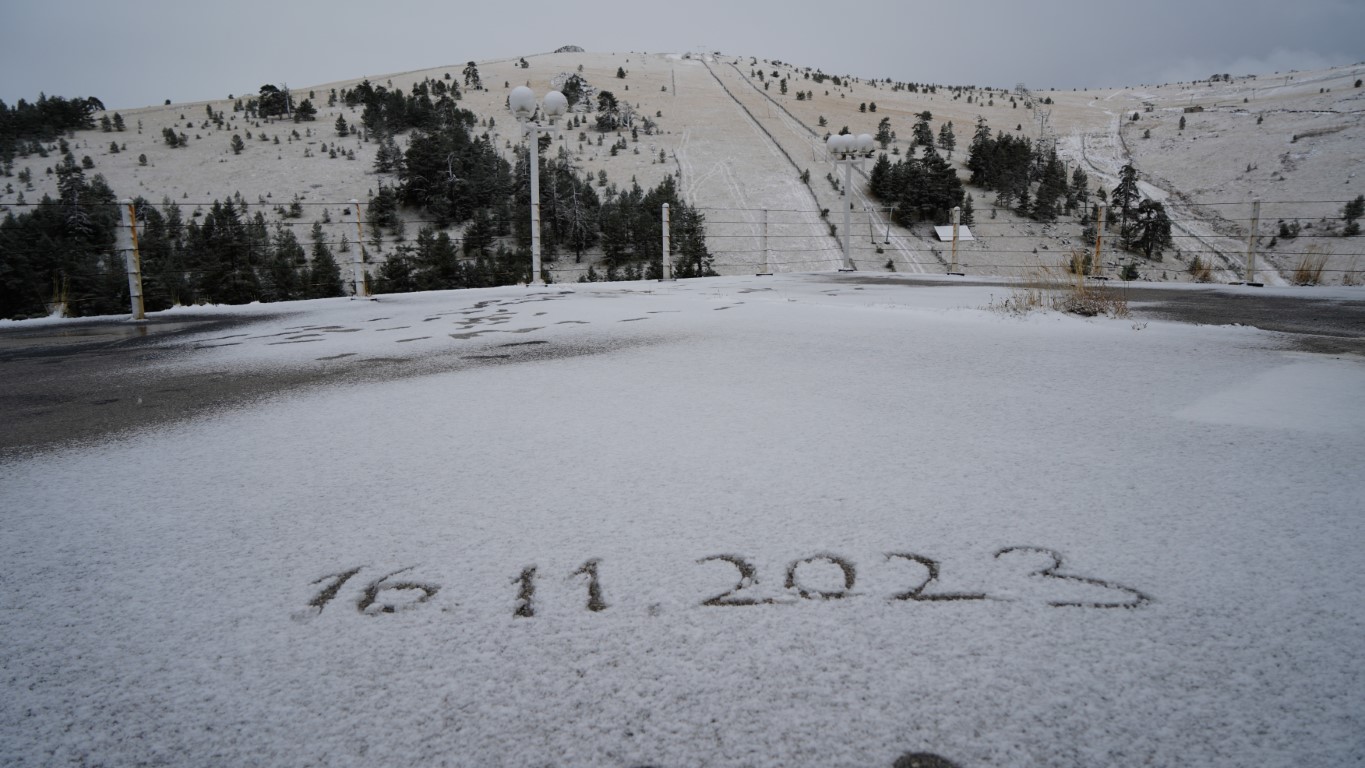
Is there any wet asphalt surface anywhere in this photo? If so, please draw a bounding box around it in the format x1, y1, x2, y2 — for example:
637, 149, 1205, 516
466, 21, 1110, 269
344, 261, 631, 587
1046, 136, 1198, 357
1122, 285, 1365, 355
2, 282, 1362, 458
0, 313, 304, 459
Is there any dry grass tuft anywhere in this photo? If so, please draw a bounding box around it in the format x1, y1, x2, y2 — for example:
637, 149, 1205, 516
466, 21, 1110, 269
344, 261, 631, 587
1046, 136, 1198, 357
1188, 255, 1214, 282
1292, 247, 1328, 285
989, 254, 1129, 319
1054, 285, 1130, 318
1342, 258, 1361, 286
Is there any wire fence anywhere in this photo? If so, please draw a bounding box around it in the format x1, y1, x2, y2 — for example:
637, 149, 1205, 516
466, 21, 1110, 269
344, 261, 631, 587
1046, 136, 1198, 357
5, 194, 1364, 318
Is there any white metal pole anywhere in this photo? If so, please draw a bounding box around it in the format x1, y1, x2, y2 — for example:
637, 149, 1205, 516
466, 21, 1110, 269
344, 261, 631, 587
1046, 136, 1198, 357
121, 199, 146, 320
350, 199, 367, 298
1246, 199, 1261, 285
842, 161, 854, 270
661, 202, 672, 280
949, 205, 961, 274
529, 125, 544, 286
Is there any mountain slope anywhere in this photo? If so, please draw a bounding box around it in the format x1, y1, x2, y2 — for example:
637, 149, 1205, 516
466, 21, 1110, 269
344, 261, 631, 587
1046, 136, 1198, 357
4, 51, 1362, 287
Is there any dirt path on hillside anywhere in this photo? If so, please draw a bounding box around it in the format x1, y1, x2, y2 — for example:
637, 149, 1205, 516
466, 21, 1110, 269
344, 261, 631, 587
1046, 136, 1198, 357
1064, 97, 1276, 285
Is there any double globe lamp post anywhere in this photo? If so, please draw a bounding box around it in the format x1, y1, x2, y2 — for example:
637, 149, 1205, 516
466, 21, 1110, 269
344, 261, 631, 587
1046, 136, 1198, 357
827, 132, 875, 272
508, 86, 568, 286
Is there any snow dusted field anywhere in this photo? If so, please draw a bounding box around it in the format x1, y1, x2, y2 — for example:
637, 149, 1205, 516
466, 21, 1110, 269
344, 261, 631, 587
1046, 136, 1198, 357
2, 273, 1364, 766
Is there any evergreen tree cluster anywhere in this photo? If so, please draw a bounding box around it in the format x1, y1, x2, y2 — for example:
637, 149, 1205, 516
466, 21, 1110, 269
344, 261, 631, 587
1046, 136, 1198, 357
0, 93, 104, 159
868, 145, 965, 227
256, 85, 290, 119
372, 228, 530, 292
344, 77, 463, 135
0, 182, 351, 319
394, 104, 508, 227
595, 175, 712, 278
965, 117, 1088, 221
383, 105, 709, 280
141, 197, 347, 308
1104, 163, 1172, 259
0, 155, 120, 318
0, 82, 716, 317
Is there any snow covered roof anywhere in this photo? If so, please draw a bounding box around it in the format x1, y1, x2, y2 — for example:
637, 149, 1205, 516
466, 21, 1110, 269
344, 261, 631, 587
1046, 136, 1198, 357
933, 225, 975, 242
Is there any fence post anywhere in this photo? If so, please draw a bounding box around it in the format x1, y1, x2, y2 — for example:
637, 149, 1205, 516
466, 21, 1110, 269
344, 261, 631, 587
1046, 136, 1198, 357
1245, 199, 1261, 285
948, 205, 963, 275
661, 203, 673, 281
1092, 204, 1106, 279
121, 199, 146, 320
350, 199, 368, 298
757, 208, 772, 275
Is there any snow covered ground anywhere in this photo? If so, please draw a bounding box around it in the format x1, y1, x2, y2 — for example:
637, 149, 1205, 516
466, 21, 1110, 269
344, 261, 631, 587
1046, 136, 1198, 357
3, 273, 1364, 766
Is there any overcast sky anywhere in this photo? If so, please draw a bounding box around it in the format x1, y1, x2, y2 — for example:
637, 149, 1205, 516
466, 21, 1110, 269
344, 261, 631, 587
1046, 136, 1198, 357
2, 0, 1361, 109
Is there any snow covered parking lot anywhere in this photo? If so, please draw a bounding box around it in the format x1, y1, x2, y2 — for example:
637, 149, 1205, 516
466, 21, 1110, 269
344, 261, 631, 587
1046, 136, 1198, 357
3, 274, 1363, 767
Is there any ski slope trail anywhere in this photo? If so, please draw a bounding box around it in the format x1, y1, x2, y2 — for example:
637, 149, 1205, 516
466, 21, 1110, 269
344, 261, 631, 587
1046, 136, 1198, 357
668, 57, 837, 273
708, 61, 930, 274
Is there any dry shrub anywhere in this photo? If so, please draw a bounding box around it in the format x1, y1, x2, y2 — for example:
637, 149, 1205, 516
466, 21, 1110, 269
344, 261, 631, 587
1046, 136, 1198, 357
1292, 247, 1328, 285
1054, 284, 1129, 318
989, 253, 1129, 318
1188, 255, 1214, 282
1343, 258, 1361, 286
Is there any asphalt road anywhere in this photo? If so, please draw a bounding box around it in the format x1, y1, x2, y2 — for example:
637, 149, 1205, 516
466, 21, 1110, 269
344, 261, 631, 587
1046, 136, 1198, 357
1122, 285, 1365, 356
0, 313, 303, 459
2, 283, 1362, 457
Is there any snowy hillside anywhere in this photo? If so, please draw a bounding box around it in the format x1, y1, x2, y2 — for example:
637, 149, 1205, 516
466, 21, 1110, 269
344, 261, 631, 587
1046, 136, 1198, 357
4, 51, 1362, 287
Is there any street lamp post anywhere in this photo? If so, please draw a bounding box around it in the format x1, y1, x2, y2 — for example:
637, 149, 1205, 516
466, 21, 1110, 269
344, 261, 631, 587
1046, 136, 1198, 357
827, 132, 875, 271
509, 86, 568, 286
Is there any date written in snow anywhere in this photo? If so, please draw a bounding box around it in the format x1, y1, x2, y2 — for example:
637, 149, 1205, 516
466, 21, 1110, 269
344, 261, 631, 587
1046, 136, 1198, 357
306, 548, 1151, 616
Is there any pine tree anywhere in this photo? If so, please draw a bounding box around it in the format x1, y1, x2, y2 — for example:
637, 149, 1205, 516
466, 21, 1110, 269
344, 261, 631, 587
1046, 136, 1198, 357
463, 62, 482, 90
264, 225, 304, 301
1069, 167, 1090, 213
307, 221, 345, 298
875, 117, 893, 149
912, 111, 933, 147
293, 99, 317, 122
869, 153, 893, 199
1340, 195, 1363, 236
1111, 163, 1140, 232
937, 121, 956, 157
1131, 199, 1173, 259
1030, 152, 1066, 222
